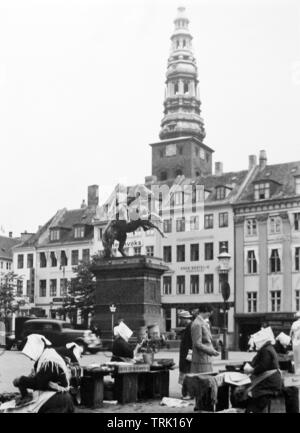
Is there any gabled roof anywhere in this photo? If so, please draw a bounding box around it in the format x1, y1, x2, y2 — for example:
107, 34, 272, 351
237, 161, 300, 203
0, 236, 21, 260
18, 207, 97, 249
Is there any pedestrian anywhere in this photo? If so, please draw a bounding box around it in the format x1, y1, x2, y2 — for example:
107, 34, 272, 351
290, 311, 300, 341
177, 310, 193, 398
190, 304, 219, 373
12, 334, 74, 413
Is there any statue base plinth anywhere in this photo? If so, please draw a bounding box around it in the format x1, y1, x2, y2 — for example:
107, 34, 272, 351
91, 255, 168, 340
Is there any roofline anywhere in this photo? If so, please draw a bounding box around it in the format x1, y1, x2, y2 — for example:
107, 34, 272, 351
149, 136, 214, 153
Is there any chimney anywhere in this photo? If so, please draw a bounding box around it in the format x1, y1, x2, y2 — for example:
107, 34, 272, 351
248, 155, 257, 170
215, 162, 223, 176
9, 231, 12, 238
259, 150, 267, 170
87, 185, 99, 208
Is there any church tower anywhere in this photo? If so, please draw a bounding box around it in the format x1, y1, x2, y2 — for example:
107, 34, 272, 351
149, 7, 214, 182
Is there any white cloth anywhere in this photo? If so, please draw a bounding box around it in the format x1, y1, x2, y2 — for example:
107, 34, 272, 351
66, 342, 82, 362
291, 319, 300, 341
276, 332, 291, 347
114, 322, 133, 342
36, 348, 69, 382
0, 391, 56, 413
251, 326, 275, 350
22, 334, 52, 361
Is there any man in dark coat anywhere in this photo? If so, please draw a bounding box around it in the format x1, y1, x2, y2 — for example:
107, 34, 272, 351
178, 310, 193, 397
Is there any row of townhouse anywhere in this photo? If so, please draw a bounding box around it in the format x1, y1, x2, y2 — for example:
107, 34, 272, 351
10, 151, 300, 348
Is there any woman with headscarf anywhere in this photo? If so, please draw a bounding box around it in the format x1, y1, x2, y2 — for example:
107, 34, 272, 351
111, 322, 143, 362
232, 327, 282, 413
11, 334, 74, 413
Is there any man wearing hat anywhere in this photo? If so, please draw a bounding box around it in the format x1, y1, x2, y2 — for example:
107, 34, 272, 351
178, 310, 193, 397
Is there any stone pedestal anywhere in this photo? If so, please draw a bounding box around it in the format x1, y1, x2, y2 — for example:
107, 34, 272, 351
91, 256, 168, 340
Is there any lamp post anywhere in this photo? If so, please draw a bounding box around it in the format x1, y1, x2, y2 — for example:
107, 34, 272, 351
109, 304, 117, 345
217, 244, 231, 360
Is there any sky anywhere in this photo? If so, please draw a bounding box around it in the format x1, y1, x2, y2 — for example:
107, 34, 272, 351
0, 0, 300, 236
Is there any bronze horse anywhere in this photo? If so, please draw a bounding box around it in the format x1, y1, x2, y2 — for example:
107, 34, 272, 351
102, 218, 165, 258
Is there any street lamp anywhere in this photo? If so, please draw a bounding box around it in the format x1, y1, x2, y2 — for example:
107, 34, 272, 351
109, 304, 117, 345
217, 243, 231, 360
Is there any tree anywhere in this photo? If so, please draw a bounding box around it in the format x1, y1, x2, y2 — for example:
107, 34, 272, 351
63, 258, 97, 328
0, 271, 25, 329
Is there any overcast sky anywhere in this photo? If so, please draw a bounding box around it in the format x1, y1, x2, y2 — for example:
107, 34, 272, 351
0, 0, 300, 236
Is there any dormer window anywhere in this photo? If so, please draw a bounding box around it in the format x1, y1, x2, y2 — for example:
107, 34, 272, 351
74, 226, 85, 239
216, 186, 226, 200
254, 182, 270, 200
50, 229, 60, 242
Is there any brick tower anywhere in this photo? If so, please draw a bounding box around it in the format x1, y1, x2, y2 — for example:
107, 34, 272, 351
150, 6, 214, 182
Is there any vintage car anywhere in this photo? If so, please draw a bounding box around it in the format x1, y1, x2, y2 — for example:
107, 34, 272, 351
17, 319, 102, 353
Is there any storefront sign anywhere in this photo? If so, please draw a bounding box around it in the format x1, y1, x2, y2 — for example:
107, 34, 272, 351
52, 297, 63, 303
180, 265, 210, 273
125, 240, 142, 248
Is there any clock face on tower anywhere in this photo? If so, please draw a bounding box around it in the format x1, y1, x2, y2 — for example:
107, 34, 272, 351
166, 143, 177, 156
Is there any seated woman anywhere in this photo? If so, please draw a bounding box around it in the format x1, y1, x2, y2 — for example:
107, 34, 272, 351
12, 334, 74, 413
232, 327, 282, 413
111, 322, 143, 362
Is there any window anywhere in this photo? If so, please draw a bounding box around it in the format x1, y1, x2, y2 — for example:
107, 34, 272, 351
247, 292, 257, 313
174, 191, 184, 205
296, 247, 300, 271
269, 216, 281, 234
246, 219, 257, 236
71, 250, 79, 266
204, 274, 214, 294
190, 215, 199, 231
163, 219, 172, 233
98, 228, 103, 241
17, 254, 24, 269
17, 279, 23, 296
60, 279, 68, 297
270, 249, 281, 273
270, 290, 281, 312
190, 275, 199, 294
82, 249, 90, 263
163, 246, 172, 263
295, 177, 300, 194
39, 280, 47, 297
294, 213, 300, 231
160, 171, 167, 181
146, 246, 154, 257
163, 276, 172, 295
60, 251, 68, 267
190, 244, 199, 261
247, 250, 257, 274
216, 187, 226, 200
39, 252, 47, 268
254, 183, 270, 200
296, 290, 300, 311
27, 254, 33, 268
176, 276, 185, 294
26, 280, 30, 297
50, 252, 57, 267
50, 279, 57, 297
50, 229, 60, 241
204, 243, 214, 261
74, 226, 85, 239
177, 245, 185, 262
176, 217, 185, 232
174, 82, 179, 94
219, 241, 229, 254
204, 214, 213, 229
134, 246, 141, 255
219, 212, 229, 228
0, 262, 2, 269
